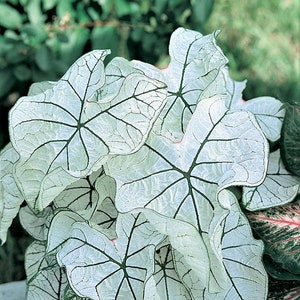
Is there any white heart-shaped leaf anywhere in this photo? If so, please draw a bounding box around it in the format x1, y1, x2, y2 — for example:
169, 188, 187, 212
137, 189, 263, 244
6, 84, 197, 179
106, 96, 268, 215
46, 210, 86, 253
57, 213, 165, 299
140, 208, 209, 288
243, 150, 300, 211
10, 50, 167, 209
156, 27, 228, 141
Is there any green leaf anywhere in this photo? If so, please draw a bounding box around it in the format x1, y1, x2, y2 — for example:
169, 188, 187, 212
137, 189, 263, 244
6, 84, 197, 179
0, 3, 23, 29
35, 45, 52, 72
42, 0, 59, 10
0, 143, 23, 244
9, 50, 167, 210
13, 64, 32, 81
154, 0, 168, 16
115, 0, 132, 17
58, 27, 90, 66
91, 26, 120, 61
0, 68, 16, 98
243, 150, 299, 211
57, 213, 165, 299
263, 255, 300, 281
191, 0, 215, 29
281, 103, 300, 176
157, 27, 228, 141
57, 0, 76, 19
247, 200, 300, 274
25, 0, 45, 24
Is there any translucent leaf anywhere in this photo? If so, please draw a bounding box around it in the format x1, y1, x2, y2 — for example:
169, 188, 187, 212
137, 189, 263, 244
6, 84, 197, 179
0, 143, 23, 244
105, 96, 268, 294
53, 169, 105, 220
19, 205, 53, 241
25, 241, 68, 300
156, 27, 228, 141
9, 50, 167, 210
57, 213, 165, 299
243, 150, 300, 211
150, 244, 191, 299
0, 3, 22, 29
247, 200, 300, 274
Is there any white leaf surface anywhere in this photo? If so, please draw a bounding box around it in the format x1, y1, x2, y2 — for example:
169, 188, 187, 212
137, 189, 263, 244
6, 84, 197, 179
57, 213, 165, 300
105, 96, 268, 294
243, 150, 300, 211
0, 143, 23, 244
175, 190, 267, 299
206, 190, 268, 299
156, 27, 228, 141
46, 210, 85, 253
9, 50, 167, 209
106, 96, 268, 215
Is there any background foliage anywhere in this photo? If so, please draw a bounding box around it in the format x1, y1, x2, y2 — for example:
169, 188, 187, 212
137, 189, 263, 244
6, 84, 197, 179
0, 0, 299, 297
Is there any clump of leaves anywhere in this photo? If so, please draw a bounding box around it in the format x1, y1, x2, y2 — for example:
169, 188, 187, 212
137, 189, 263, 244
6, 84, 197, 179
0, 27, 299, 299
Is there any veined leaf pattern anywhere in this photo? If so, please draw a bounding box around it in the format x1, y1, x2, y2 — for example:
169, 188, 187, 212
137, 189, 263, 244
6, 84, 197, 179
9, 50, 167, 210
247, 200, 300, 274
57, 213, 165, 300
156, 27, 228, 141
105, 96, 268, 297
243, 150, 300, 211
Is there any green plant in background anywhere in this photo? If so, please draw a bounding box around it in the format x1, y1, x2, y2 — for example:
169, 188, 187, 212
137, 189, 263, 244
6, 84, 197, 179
1, 27, 299, 299
0, 0, 214, 148
205, 0, 299, 103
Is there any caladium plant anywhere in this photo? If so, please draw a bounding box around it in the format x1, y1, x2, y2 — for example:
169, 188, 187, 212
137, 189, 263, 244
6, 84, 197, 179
0, 27, 299, 299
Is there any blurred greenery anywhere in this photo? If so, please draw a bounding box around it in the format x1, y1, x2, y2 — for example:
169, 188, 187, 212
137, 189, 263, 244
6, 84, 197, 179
0, 0, 299, 294
205, 0, 299, 103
